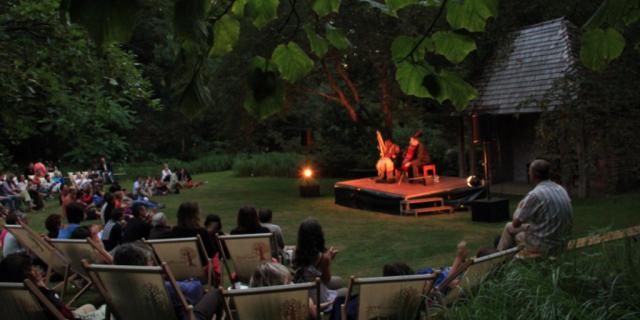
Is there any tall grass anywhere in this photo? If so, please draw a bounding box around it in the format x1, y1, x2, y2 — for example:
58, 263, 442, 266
446, 240, 640, 320
120, 153, 234, 179
232, 153, 307, 177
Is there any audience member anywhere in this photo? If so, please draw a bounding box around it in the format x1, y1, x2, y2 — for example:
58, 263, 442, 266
45, 214, 62, 239
204, 214, 229, 257
231, 206, 271, 235
149, 212, 172, 239
98, 157, 114, 184
259, 208, 285, 251
58, 202, 85, 239
497, 159, 573, 254
122, 203, 152, 243
161, 163, 172, 182
2, 212, 25, 257
169, 202, 217, 259
0, 173, 22, 212
102, 208, 124, 251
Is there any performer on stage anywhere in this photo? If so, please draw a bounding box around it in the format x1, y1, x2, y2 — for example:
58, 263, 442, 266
401, 130, 431, 179
375, 131, 400, 183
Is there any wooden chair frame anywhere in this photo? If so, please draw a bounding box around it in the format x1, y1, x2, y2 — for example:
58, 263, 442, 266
217, 233, 273, 285
566, 225, 640, 250
0, 280, 66, 320
82, 260, 194, 320
341, 273, 439, 320
144, 236, 214, 289
221, 279, 321, 320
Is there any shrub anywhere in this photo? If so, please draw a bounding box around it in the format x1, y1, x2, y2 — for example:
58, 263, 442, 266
232, 153, 307, 177
120, 153, 235, 179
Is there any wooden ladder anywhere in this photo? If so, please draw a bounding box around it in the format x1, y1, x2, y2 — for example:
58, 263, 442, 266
400, 197, 454, 217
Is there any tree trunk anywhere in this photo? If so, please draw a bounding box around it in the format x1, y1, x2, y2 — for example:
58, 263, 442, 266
458, 116, 467, 177
468, 116, 477, 175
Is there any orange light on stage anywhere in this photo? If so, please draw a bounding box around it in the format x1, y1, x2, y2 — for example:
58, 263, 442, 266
303, 168, 313, 178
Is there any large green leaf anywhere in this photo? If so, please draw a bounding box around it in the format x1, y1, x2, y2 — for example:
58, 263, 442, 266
580, 27, 626, 72
385, 0, 419, 13
313, 0, 341, 17
326, 25, 351, 50
431, 31, 477, 63
436, 70, 478, 110
304, 24, 329, 57
244, 68, 285, 121
67, 0, 139, 47
395, 62, 433, 98
271, 42, 315, 83
584, 0, 639, 30
231, 0, 248, 16
391, 35, 433, 62
446, 0, 498, 32
210, 14, 240, 57
245, 0, 279, 29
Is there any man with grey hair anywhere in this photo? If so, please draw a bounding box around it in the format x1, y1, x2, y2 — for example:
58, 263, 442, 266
149, 212, 172, 239
497, 159, 573, 254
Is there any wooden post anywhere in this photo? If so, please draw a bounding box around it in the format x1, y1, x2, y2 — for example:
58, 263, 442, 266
468, 116, 477, 175
458, 115, 467, 177
577, 116, 589, 198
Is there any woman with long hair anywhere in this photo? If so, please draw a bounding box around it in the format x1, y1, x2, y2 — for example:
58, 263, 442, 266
230, 206, 270, 235
170, 201, 217, 259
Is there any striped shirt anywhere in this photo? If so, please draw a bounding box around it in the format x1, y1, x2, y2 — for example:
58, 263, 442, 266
515, 180, 573, 252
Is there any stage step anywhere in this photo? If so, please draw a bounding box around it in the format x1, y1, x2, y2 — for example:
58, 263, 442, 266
409, 206, 455, 216
402, 197, 444, 205
400, 197, 453, 216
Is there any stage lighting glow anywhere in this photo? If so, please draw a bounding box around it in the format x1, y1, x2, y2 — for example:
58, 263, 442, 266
303, 168, 313, 178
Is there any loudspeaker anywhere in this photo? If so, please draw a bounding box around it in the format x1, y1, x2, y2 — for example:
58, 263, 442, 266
472, 113, 493, 144
470, 198, 510, 222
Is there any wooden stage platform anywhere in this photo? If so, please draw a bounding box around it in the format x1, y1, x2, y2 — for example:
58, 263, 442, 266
334, 176, 484, 215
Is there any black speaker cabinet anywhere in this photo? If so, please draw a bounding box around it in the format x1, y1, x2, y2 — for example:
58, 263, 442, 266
471, 113, 493, 144
471, 198, 510, 222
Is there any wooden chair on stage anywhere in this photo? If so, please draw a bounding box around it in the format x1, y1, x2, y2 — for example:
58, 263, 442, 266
221, 280, 321, 320
144, 236, 215, 289
397, 164, 437, 185
82, 260, 194, 320
4, 224, 69, 285
48, 238, 112, 305
341, 273, 439, 320
217, 233, 273, 286
435, 246, 521, 306
0, 280, 67, 320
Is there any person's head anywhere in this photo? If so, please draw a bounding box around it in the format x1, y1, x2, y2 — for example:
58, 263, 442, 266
475, 247, 498, 258
111, 208, 124, 222
65, 202, 85, 224
410, 130, 423, 146
0, 253, 42, 284
294, 218, 326, 267
103, 192, 114, 205
258, 208, 273, 224
152, 212, 168, 227
100, 157, 106, 164
382, 262, 415, 277
70, 226, 91, 239
17, 174, 25, 182
4, 212, 21, 225
177, 202, 201, 228
27, 162, 34, 169
204, 214, 222, 234
529, 159, 551, 184
136, 176, 143, 182
250, 262, 292, 287
163, 163, 169, 170
113, 243, 155, 266
131, 202, 147, 219
45, 214, 62, 234
236, 206, 261, 231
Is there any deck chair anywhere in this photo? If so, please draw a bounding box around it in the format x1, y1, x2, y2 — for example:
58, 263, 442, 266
0, 280, 66, 320
217, 233, 273, 285
48, 238, 111, 305
341, 273, 439, 320
566, 225, 640, 250
221, 280, 321, 320
438, 246, 521, 306
4, 224, 69, 284
82, 260, 194, 320
145, 236, 214, 289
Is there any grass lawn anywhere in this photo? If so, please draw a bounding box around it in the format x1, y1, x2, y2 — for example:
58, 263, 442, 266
20, 171, 640, 279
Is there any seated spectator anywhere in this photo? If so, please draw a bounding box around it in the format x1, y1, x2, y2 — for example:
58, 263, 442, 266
100, 193, 116, 223
230, 206, 271, 235
45, 214, 62, 239
58, 202, 85, 239
259, 208, 285, 253
294, 218, 345, 314
205, 214, 229, 258
98, 156, 114, 184
2, 212, 26, 257
169, 202, 217, 260
177, 168, 202, 189
15, 174, 34, 211
0, 172, 22, 212
122, 203, 152, 243
149, 212, 172, 239
161, 163, 172, 183
112, 243, 222, 320
497, 159, 573, 254
0, 253, 104, 319
102, 208, 124, 251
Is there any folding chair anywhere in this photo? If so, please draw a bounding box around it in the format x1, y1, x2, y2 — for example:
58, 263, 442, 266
341, 273, 439, 320
0, 280, 66, 320
145, 236, 214, 289
48, 238, 111, 305
566, 225, 640, 250
438, 246, 521, 305
82, 260, 194, 320
217, 233, 273, 285
4, 224, 69, 285
221, 280, 321, 320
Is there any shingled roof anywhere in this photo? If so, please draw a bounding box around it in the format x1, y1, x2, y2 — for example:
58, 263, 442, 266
471, 18, 580, 114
